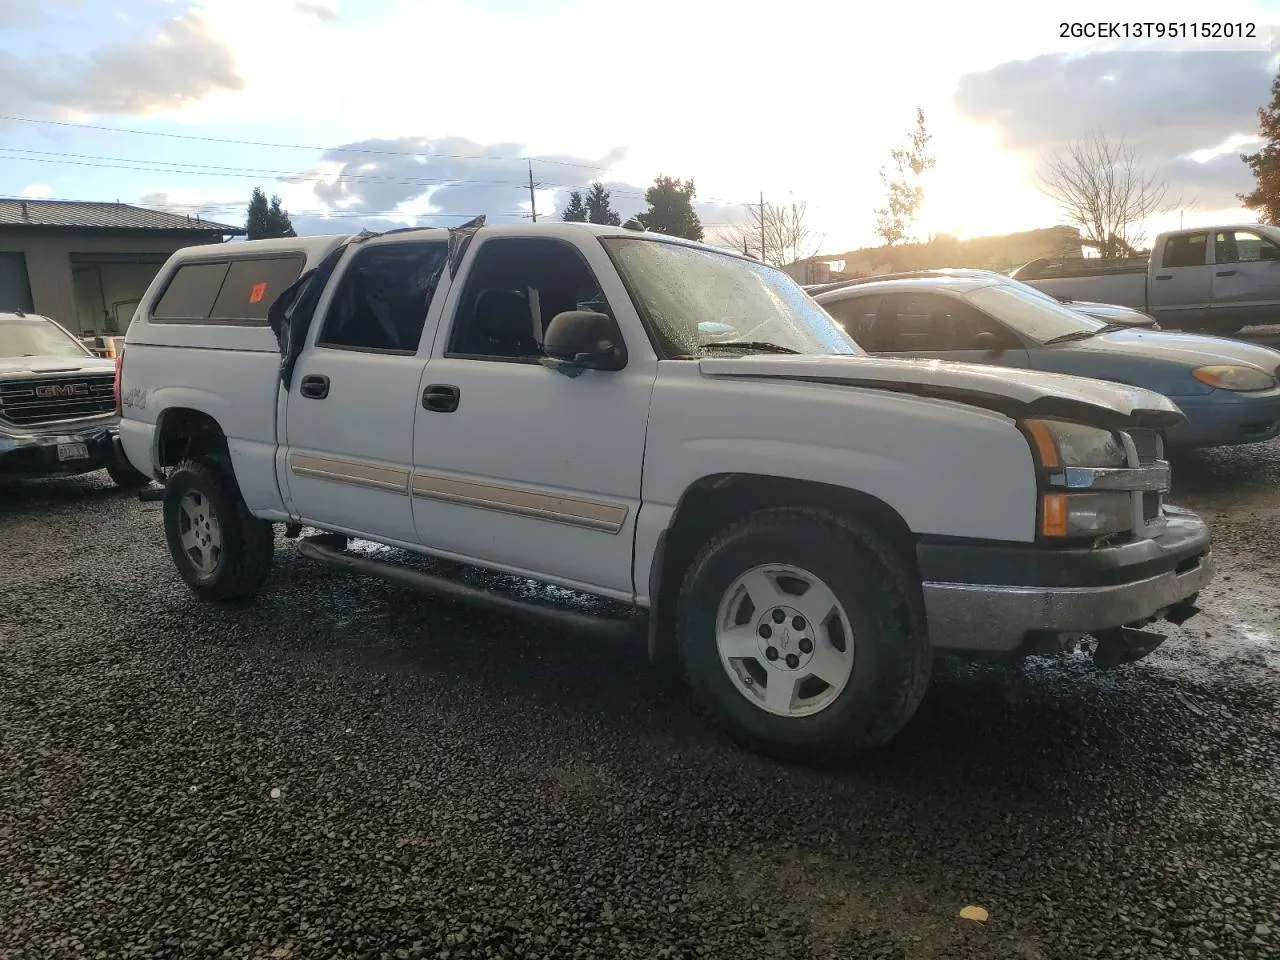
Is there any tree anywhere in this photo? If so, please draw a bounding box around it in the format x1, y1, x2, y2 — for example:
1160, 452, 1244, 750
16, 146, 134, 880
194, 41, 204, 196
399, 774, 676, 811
873, 108, 935, 247
585, 182, 621, 225
717, 199, 822, 266
1240, 69, 1280, 224
245, 187, 296, 240
636, 175, 703, 240
267, 195, 296, 238
561, 190, 588, 222
1037, 132, 1172, 258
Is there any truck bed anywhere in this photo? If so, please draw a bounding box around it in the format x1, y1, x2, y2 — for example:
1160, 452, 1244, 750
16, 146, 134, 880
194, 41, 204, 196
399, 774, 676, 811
1011, 257, 1148, 311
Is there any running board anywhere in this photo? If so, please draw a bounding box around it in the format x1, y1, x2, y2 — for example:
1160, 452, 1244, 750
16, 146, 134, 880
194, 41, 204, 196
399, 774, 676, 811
296, 538, 644, 642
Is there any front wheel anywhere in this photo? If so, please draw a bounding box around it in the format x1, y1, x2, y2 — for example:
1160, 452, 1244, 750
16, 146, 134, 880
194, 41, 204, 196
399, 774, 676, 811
163, 456, 274, 601
676, 507, 931, 763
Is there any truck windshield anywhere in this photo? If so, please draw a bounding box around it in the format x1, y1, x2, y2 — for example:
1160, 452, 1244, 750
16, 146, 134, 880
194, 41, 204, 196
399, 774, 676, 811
0, 317, 92, 358
964, 284, 1106, 344
602, 237, 864, 357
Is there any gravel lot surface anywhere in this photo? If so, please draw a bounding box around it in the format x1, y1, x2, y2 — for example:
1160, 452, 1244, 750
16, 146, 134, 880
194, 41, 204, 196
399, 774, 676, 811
2, 442, 1277, 960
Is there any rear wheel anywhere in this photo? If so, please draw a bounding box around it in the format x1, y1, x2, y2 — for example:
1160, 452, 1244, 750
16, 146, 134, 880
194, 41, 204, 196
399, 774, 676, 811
676, 507, 931, 762
163, 456, 274, 601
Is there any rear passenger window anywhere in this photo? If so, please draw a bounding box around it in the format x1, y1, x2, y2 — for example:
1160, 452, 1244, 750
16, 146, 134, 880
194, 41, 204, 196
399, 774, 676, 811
209, 257, 304, 321
822, 295, 879, 340
152, 262, 229, 321
1163, 233, 1209, 269
317, 242, 448, 354
151, 256, 303, 324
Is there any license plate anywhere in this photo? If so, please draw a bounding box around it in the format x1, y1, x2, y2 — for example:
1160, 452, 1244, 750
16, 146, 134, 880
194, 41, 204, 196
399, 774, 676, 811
57, 442, 89, 462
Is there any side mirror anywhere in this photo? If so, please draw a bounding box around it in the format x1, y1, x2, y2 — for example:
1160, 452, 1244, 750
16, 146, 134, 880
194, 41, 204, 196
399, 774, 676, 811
1262, 246, 1279, 261
970, 331, 1003, 351
542, 310, 627, 371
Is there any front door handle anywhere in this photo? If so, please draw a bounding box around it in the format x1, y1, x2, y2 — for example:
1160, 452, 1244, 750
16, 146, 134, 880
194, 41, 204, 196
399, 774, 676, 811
299, 374, 330, 399
1155, 274, 1173, 280
422, 383, 460, 413
1216, 269, 1237, 277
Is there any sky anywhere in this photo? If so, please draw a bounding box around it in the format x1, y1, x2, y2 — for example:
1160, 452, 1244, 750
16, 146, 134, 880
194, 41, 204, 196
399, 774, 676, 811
1, 0, 1278, 255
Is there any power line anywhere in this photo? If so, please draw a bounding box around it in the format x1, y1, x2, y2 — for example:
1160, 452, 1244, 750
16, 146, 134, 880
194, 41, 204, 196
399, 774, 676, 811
0, 138, 758, 206
0, 114, 615, 171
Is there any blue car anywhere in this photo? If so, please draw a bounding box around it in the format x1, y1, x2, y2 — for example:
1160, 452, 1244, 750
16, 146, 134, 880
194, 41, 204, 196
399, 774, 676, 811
814, 276, 1280, 449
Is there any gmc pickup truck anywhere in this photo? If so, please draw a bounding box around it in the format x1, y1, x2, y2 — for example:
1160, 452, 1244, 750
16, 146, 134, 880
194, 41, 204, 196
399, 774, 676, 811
1012, 224, 1280, 335
0, 310, 149, 486
116, 222, 1212, 761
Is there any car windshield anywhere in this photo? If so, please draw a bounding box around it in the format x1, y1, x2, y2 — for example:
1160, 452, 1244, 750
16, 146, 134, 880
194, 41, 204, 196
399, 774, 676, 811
602, 237, 863, 357
964, 284, 1106, 343
0, 317, 92, 358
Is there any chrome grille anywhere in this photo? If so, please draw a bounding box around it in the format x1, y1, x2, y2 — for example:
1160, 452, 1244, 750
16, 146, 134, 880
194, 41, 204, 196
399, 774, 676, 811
0, 374, 115, 426
1121, 428, 1166, 535
1142, 491, 1162, 522
1128, 428, 1161, 465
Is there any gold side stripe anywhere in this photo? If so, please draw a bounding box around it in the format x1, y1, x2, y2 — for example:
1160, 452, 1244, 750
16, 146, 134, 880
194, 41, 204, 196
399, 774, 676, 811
411, 473, 628, 534
287, 453, 628, 534
288, 452, 409, 494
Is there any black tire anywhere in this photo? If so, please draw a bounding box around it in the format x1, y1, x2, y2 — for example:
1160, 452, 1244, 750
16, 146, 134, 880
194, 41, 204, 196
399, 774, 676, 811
163, 455, 274, 601
676, 507, 931, 763
106, 458, 152, 489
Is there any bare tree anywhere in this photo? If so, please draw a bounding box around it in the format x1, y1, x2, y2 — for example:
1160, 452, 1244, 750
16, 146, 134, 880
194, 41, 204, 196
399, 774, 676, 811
1037, 133, 1175, 258
715, 199, 823, 266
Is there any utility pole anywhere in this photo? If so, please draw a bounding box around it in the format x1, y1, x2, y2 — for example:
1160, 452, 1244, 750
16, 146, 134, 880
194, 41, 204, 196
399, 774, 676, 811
528, 160, 538, 223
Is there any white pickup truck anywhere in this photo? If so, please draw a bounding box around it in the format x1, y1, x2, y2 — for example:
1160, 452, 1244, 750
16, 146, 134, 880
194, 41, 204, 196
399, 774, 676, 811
115, 222, 1213, 760
1013, 224, 1280, 334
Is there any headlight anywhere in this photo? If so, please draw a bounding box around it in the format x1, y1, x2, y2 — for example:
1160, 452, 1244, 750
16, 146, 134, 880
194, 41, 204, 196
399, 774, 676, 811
1022, 419, 1127, 468
1021, 419, 1133, 538
1191, 364, 1276, 392
1040, 491, 1132, 537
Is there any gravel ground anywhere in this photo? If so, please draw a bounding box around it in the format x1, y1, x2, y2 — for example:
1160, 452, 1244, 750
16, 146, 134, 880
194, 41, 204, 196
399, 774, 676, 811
1, 445, 1278, 960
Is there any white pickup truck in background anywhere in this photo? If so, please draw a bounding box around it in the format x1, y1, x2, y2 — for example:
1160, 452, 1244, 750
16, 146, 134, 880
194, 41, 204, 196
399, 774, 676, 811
115, 221, 1213, 761
1012, 224, 1280, 335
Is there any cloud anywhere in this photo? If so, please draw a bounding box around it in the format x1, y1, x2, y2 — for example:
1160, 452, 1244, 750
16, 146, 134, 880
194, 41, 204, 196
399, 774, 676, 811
294, 1, 337, 21
0, 9, 241, 116
955, 50, 1273, 158
954, 50, 1273, 215
1161, 152, 1257, 211
295, 136, 628, 220
20, 184, 51, 198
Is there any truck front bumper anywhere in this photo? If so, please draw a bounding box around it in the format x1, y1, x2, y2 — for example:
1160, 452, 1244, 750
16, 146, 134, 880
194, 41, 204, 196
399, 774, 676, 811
919, 507, 1213, 653
0, 418, 119, 478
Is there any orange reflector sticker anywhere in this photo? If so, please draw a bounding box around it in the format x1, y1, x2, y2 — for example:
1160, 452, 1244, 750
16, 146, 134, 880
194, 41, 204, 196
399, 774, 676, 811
249, 282, 268, 304
1041, 494, 1068, 537
1025, 421, 1060, 467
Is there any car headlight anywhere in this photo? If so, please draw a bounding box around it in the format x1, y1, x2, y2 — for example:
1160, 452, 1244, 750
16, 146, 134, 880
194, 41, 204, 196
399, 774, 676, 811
1022, 419, 1127, 468
1021, 419, 1132, 538
1191, 364, 1276, 392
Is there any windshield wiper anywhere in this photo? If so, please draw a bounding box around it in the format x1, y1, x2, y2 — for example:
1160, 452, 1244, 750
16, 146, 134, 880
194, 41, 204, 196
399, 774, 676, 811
700, 341, 800, 355
1042, 330, 1097, 345
1043, 321, 1131, 346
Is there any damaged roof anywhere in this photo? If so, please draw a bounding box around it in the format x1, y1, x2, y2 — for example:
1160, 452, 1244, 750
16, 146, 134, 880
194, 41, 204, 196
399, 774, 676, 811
0, 198, 244, 234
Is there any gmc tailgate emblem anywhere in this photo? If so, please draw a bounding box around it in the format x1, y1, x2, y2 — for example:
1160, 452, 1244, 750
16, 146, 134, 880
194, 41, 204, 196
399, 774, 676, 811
35, 383, 90, 399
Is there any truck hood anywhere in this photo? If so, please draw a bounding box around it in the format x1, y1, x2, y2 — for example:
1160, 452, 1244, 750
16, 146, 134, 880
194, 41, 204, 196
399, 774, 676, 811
698, 354, 1186, 429
0, 355, 115, 377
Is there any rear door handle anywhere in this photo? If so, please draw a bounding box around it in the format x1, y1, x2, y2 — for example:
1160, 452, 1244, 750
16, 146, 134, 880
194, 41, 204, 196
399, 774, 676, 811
1216, 269, 1237, 277
299, 374, 330, 399
1155, 274, 1173, 280
422, 383, 460, 413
